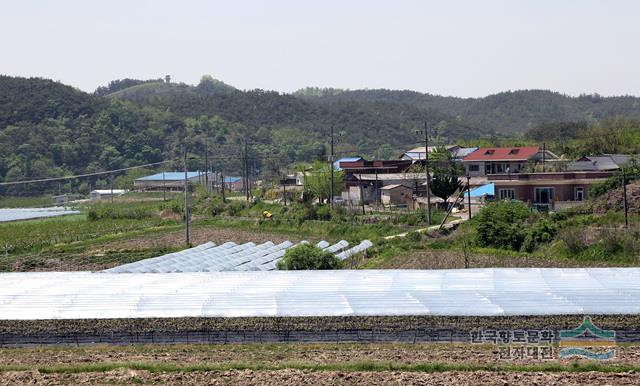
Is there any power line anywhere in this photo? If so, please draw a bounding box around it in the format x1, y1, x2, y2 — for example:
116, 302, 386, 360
0, 160, 176, 186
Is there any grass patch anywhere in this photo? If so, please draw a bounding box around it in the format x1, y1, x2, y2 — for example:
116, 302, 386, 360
0, 195, 53, 208
0, 360, 637, 374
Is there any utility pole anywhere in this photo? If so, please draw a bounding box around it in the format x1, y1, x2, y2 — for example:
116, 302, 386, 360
329, 126, 335, 209
421, 121, 432, 224
110, 173, 114, 204
623, 170, 629, 228
282, 175, 287, 206
184, 149, 190, 245
162, 170, 166, 201
359, 173, 365, 215
466, 175, 472, 220
244, 139, 250, 200
204, 137, 209, 193
221, 172, 226, 203
542, 142, 546, 172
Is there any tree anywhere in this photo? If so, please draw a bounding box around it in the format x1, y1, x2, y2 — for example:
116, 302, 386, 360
430, 172, 462, 204
473, 201, 531, 251
276, 244, 343, 270
303, 161, 344, 203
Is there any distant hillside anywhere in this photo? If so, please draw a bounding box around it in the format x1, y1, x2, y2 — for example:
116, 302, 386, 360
107, 78, 488, 148
294, 88, 640, 133
0, 75, 103, 126
2, 74, 639, 196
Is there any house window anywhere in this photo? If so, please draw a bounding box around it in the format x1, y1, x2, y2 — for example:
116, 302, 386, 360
484, 149, 495, 155
468, 164, 479, 172
575, 187, 584, 201
499, 188, 515, 200
509, 148, 520, 155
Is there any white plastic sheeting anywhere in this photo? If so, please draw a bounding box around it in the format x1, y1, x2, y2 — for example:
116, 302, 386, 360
104, 239, 360, 273
0, 207, 80, 222
0, 268, 639, 320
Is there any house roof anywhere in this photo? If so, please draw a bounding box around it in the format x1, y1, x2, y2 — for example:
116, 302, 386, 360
401, 145, 460, 160
353, 173, 425, 181
452, 147, 478, 159
379, 184, 411, 191
136, 172, 203, 181
334, 157, 363, 170
576, 155, 638, 171
462, 146, 543, 162
224, 177, 242, 183
468, 183, 494, 197
91, 189, 126, 195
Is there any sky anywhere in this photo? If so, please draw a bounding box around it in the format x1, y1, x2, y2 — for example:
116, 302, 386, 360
2, 0, 639, 97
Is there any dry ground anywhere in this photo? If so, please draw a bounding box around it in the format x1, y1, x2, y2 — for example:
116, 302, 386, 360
3, 369, 639, 386
2, 343, 640, 366
1, 343, 639, 385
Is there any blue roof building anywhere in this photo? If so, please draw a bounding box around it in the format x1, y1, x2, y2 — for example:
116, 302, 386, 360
134, 171, 211, 190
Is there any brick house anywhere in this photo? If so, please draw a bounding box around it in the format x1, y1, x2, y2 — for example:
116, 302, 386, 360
489, 171, 613, 210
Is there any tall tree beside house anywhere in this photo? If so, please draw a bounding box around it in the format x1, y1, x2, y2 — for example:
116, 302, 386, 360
430, 172, 462, 206
303, 161, 344, 203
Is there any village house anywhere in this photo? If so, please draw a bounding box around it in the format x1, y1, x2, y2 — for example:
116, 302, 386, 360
379, 184, 414, 209
489, 171, 613, 210
462, 146, 559, 177
90, 189, 126, 200
400, 145, 478, 162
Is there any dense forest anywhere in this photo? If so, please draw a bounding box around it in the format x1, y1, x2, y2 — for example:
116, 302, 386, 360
295, 88, 640, 134
1, 74, 639, 195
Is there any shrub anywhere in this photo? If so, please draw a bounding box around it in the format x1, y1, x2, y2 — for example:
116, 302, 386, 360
315, 205, 332, 221
276, 244, 343, 270
87, 203, 154, 221
557, 227, 587, 254
522, 218, 558, 252
472, 201, 531, 251
406, 231, 422, 242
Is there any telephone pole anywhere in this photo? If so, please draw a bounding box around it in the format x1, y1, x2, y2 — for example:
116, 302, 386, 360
466, 175, 472, 220
244, 139, 250, 200
204, 137, 209, 192
183, 149, 190, 245
329, 126, 335, 208
421, 121, 432, 224
623, 170, 629, 228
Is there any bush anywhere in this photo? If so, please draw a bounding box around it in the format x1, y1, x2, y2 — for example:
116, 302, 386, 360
472, 201, 531, 251
522, 218, 558, 252
406, 231, 422, 242
87, 203, 154, 220
276, 244, 343, 270
315, 205, 332, 221
557, 227, 587, 254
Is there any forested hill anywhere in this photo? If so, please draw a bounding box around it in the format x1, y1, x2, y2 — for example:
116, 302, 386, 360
1, 74, 639, 195
294, 87, 640, 134
0, 75, 484, 194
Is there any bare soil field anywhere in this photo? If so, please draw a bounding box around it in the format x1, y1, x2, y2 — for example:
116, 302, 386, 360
364, 248, 630, 269
2, 368, 639, 386
2, 343, 640, 366
1, 343, 640, 385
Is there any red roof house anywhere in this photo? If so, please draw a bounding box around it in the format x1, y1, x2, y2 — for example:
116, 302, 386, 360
462, 146, 558, 176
